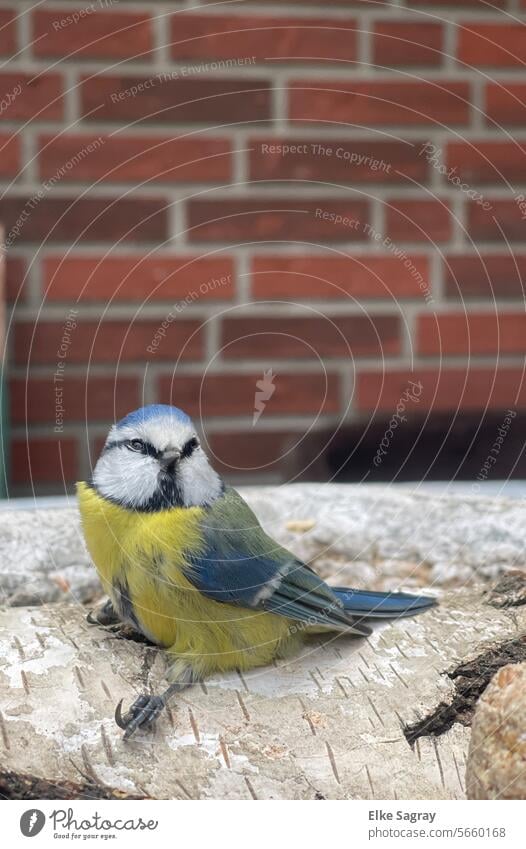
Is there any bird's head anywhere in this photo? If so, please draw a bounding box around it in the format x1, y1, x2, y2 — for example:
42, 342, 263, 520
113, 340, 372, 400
91, 404, 223, 510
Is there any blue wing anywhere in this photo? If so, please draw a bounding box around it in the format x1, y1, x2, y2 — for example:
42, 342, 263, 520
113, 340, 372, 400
183, 487, 372, 636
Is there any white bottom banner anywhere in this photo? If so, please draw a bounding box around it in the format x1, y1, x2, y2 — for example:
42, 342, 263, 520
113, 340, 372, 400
3, 799, 524, 849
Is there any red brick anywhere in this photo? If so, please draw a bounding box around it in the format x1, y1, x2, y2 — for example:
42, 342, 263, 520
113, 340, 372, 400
5, 257, 27, 302
159, 372, 341, 417
14, 320, 204, 365
170, 14, 357, 62
0, 73, 63, 121
38, 134, 231, 183
373, 22, 443, 67
208, 430, 302, 474
445, 255, 526, 299
468, 200, 526, 242
80, 75, 271, 125
249, 138, 428, 184
289, 80, 471, 126
485, 83, 526, 126
445, 141, 526, 184
252, 255, 430, 299
43, 255, 234, 302
0, 196, 168, 244
33, 9, 153, 59
10, 375, 141, 425
356, 367, 526, 413
0, 9, 16, 55
385, 200, 452, 242
458, 24, 526, 67
0, 134, 20, 177
221, 315, 400, 359
187, 199, 369, 242
11, 437, 77, 484
418, 313, 526, 356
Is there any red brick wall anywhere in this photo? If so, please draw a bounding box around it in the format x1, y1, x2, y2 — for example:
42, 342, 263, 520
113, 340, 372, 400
3, 1, 526, 492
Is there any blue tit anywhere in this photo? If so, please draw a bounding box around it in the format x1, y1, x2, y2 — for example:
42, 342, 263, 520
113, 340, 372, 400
77, 404, 436, 739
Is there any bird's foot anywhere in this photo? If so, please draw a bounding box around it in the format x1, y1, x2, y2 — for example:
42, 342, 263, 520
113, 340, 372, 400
115, 694, 165, 740
114, 677, 194, 740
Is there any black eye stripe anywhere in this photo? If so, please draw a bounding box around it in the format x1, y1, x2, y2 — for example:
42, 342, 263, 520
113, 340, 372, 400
103, 437, 198, 460
103, 439, 159, 458
181, 437, 199, 459
130, 440, 159, 457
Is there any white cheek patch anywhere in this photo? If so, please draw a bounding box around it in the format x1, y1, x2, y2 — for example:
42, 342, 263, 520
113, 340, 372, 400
92, 446, 159, 508
177, 450, 223, 507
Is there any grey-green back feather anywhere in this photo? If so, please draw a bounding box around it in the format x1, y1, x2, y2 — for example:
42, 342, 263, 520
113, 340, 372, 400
183, 487, 371, 637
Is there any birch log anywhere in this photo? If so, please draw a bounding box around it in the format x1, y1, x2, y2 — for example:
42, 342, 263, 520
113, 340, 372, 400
1, 587, 525, 800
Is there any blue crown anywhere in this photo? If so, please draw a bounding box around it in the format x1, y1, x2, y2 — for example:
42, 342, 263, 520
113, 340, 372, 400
117, 404, 191, 428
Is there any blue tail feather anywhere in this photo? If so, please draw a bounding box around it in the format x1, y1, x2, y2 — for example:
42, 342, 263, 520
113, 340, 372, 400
333, 588, 437, 619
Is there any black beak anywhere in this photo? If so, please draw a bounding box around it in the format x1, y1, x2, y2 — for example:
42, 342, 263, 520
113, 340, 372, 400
159, 449, 180, 473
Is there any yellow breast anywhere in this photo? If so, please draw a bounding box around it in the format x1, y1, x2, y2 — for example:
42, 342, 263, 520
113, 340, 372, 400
76, 481, 204, 646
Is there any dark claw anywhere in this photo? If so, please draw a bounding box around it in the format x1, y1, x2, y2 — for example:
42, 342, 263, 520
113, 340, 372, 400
114, 694, 165, 739
114, 698, 127, 729
114, 694, 149, 728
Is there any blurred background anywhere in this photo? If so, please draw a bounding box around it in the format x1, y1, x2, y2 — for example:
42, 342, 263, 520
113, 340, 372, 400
1, 0, 525, 497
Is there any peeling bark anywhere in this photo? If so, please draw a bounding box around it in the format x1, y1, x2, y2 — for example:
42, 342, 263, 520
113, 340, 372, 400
485, 572, 526, 609
404, 635, 526, 744
0, 769, 146, 800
